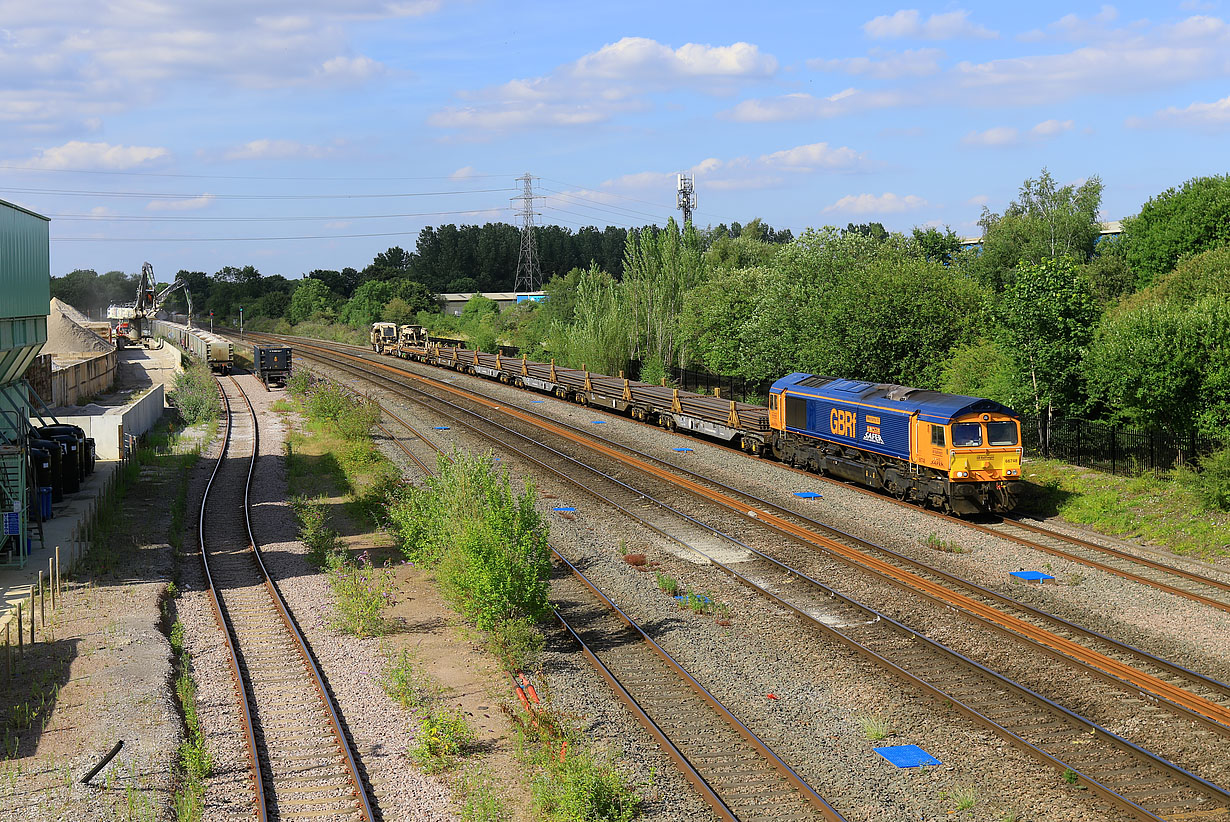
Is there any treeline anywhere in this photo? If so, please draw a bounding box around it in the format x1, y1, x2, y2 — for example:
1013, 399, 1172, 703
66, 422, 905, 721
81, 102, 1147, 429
51, 219, 794, 320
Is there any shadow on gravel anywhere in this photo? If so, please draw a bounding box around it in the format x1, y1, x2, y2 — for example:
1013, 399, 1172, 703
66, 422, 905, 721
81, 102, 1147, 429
1015, 478, 1076, 519
0, 636, 78, 760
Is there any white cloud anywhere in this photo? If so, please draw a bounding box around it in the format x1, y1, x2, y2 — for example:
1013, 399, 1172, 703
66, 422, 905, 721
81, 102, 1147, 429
823, 192, 929, 214
146, 194, 215, 212
220, 139, 336, 161
758, 142, 867, 172
1132, 94, 1230, 130
724, 88, 905, 123
0, 2, 422, 133
19, 140, 169, 169
961, 119, 1074, 147
603, 140, 870, 196
864, 10, 997, 40
450, 166, 477, 179
1030, 118, 1074, 137
431, 37, 777, 134
962, 126, 1019, 146
811, 48, 944, 78
967, 194, 989, 206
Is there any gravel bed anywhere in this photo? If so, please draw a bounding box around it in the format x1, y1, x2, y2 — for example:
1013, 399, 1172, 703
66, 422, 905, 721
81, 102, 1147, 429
306, 355, 1142, 822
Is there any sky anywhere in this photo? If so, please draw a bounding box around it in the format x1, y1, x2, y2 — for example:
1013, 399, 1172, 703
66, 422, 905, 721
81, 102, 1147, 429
2, 1, 1228, 281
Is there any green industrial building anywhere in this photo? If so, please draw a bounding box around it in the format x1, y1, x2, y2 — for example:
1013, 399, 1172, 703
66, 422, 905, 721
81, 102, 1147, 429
0, 198, 51, 564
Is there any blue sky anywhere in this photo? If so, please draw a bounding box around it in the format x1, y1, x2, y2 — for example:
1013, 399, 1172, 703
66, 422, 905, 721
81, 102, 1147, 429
2, 1, 1228, 280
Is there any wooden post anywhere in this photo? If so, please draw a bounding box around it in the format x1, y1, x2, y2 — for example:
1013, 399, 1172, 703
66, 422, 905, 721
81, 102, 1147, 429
16, 604, 22, 658
5, 623, 10, 681
50, 556, 56, 610
55, 547, 61, 600
39, 571, 44, 626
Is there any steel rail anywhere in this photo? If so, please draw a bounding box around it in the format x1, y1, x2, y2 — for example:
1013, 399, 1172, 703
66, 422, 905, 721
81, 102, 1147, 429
282, 339, 1230, 821
229, 377, 375, 822
199, 378, 267, 821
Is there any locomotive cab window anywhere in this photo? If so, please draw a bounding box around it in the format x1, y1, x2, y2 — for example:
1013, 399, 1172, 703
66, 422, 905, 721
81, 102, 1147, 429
930, 424, 946, 447
769, 394, 778, 411
987, 420, 1018, 446
952, 422, 982, 447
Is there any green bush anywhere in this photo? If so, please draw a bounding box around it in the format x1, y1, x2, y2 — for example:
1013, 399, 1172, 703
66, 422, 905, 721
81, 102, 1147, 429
385, 451, 551, 630
328, 550, 395, 637
412, 707, 477, 773
1197, 447, 1230, 511
491, 617, 545, 672
169, 362, 219, 425
529, 744, 640, 822
291, 496, 345, 567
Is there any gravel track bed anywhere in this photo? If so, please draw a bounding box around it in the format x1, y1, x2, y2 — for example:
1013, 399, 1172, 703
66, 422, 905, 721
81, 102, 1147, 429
309, 355, 1136, 821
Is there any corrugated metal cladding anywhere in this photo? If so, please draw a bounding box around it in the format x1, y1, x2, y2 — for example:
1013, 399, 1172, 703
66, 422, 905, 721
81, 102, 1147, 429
0, 198, 51, 320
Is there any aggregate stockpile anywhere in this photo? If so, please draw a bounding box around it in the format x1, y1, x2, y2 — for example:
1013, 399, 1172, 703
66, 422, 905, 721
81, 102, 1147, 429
42, 298, 117, 406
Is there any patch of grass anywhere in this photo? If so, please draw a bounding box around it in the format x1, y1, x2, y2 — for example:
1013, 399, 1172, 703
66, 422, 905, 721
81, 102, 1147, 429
527, 742, 640, 822
923, 533, 965, 553
327, 550, 395, 637
412, 707, 478, 773
380, 649, 435, 712
167, 614, 210, 822
457, 768, 512, 822
1065, 572, 1086, 586
853, 711, 893, 741
1021, 458, 1230, 559
490, 616, 545, 673
944, 783, 977, 811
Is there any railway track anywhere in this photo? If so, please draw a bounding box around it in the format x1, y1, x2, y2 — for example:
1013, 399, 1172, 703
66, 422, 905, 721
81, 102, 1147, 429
357, 384, 845, 821
200, 375, 373, 821
277, 337, 1230, 821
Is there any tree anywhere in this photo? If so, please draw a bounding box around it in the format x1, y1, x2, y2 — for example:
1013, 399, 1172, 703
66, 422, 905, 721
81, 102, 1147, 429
1121, 175, 1230, 289
622, 218, 708, 373
843, 222, 889, 242
999, 257, 1099, 446
968, 168, 1103, 291
287, 279, 336, 324
50, 269, 102, 313
911, 226, 963, 265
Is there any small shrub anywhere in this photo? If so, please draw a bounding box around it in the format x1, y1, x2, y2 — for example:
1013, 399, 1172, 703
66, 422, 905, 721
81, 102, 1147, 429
412, 707, 477, 772
287, 369, 311, 398
291, 496, 345, 567
328, 550, 395, 637
168, 362, 219, 425
381, 650, 433, 711
654, 572, 679, 597
853, 711, 893, 741
1063, 767, 1079, 784
1066, 572, 1086, 586
947, 783, 977, 811
924, 533, 964, 553
491, 617, 545, 673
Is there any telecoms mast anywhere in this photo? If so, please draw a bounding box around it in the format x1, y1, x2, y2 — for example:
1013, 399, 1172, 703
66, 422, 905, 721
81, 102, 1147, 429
676, 172, 696, 227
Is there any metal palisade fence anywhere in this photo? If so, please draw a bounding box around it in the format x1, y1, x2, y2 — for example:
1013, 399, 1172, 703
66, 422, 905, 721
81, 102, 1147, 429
1020, 415, 1217, 477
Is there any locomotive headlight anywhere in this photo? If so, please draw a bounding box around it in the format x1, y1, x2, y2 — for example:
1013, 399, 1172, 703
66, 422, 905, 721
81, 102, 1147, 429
956, 471, 968, 478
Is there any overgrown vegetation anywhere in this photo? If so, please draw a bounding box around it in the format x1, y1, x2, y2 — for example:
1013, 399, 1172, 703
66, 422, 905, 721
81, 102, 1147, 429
326, 550, 395, 637
1023, 459, 1230, 558
167, 360, 218, 426
168, 616, 209, 822
386, 451, 551, 631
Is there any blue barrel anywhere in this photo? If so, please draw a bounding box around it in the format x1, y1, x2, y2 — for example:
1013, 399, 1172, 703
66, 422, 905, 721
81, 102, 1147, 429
39, 487, 52, 520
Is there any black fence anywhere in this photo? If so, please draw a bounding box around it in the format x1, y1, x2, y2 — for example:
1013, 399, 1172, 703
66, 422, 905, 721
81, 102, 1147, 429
669, 366, 774, 405
1020, 415, 1215, 477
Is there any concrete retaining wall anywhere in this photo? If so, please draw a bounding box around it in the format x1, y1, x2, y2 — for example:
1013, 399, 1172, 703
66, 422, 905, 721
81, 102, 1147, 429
44, 384, 164, 459
51, 350, 117, 406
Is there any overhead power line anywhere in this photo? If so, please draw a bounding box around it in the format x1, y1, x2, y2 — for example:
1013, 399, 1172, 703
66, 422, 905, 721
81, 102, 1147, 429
0, 186, 515, 200
0, 164, 514, 181
45, 207, 509, 222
